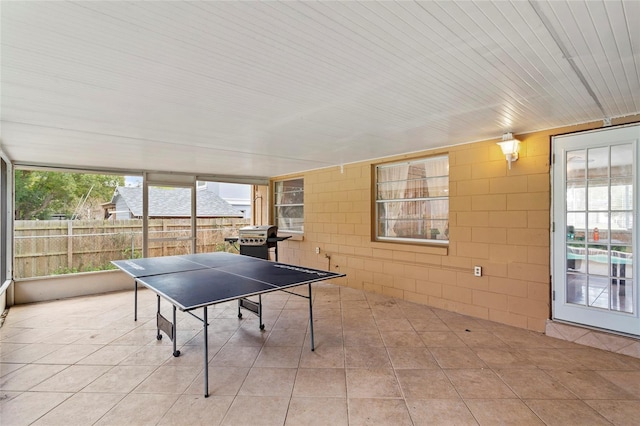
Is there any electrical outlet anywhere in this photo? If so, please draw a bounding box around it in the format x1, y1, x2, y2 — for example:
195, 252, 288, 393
474, 266, 482, 277
315, 247, 320, 254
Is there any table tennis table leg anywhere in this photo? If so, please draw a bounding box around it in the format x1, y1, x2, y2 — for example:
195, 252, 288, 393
203, 307, 209, 398
154, 297, 180, 357
134, 279, 138, 321
258, 295, 263, 330
308, 283, 315, 352
237, 295, 265, 330
156, 296, 161, 341
172, 305, 180, 357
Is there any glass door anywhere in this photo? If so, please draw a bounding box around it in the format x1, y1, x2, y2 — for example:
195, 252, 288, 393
143, 173, 196, 258
552, 124, 639, 336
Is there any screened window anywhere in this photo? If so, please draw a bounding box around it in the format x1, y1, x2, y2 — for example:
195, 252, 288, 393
274, 178, 304, 233
12, 169, 254, 278
13, 168, 127, 278
376, 155, 449, 243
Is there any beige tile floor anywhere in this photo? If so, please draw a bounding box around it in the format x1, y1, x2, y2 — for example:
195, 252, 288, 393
2, 283, 640, 425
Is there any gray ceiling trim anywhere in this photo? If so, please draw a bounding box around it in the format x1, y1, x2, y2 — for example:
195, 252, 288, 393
529, 0, 607, 118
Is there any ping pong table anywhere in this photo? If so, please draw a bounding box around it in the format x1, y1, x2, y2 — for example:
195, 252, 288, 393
112, 252, 345, 397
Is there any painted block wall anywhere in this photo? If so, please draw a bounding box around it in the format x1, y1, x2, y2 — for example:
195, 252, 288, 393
272, 117, 639, 333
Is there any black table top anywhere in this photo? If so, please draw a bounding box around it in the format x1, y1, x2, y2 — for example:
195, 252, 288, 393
113, 252, 345, 311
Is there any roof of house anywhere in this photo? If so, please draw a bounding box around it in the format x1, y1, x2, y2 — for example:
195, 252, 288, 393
111, 186, 244, 218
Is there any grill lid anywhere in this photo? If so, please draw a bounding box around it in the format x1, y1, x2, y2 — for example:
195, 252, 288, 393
238, 225, 278, 246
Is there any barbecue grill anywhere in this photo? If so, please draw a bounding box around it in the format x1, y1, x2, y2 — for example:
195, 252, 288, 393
226, 225, 290, 261
224, 225, 292, 329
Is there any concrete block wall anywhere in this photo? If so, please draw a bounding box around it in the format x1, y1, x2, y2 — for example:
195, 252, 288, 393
272, 117, 639, 333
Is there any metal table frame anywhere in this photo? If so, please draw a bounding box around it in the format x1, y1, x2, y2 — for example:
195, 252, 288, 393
140, 278, 316, 397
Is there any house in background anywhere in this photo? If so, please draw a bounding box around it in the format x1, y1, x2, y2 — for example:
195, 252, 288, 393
120, 177, 252, 219
104, 186, 244, 219
198, 182, 251, 219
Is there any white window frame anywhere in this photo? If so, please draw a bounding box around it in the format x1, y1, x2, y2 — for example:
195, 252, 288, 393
274, 178, 304, 233
375, 155, 449, 244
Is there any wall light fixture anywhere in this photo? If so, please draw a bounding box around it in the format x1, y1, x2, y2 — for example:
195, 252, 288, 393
496, 132, 520, 170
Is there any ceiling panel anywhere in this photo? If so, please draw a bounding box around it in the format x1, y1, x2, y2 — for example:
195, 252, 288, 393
1, 1, 638, 177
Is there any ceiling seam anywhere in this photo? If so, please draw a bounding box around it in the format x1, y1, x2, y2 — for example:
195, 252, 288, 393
529, 0, 607, 118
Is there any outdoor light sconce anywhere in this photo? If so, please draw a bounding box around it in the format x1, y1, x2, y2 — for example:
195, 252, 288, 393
496, 132, 520, 170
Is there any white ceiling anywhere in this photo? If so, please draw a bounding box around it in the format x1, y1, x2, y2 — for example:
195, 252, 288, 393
1, 1, 638, 180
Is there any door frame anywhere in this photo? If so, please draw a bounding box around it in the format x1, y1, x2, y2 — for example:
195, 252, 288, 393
551, 124, 640, 336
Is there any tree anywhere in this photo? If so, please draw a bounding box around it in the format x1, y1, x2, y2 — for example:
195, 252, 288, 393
15, 170, 124, 220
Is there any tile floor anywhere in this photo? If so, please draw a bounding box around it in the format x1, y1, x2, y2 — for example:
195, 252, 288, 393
1, 283, 640, 425
546, 321, 640, 359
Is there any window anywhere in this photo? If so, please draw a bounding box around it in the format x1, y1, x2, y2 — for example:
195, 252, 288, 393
13, 169, 129, 278
274, 178, 304, 233
13, 169, 254, 278
376, 155, 449, 243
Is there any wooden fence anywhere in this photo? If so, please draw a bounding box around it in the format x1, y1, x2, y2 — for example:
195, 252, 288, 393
14, 218, 250, 279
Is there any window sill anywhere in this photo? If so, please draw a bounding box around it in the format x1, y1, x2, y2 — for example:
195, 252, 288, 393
279, 233, 304, 241
371, 240, 448, 256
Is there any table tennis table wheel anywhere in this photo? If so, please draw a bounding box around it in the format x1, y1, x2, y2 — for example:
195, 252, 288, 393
238, 313, 243, 318
259, 324, 265, 330
173, 350, 181, 357
156, 335, 162, 340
